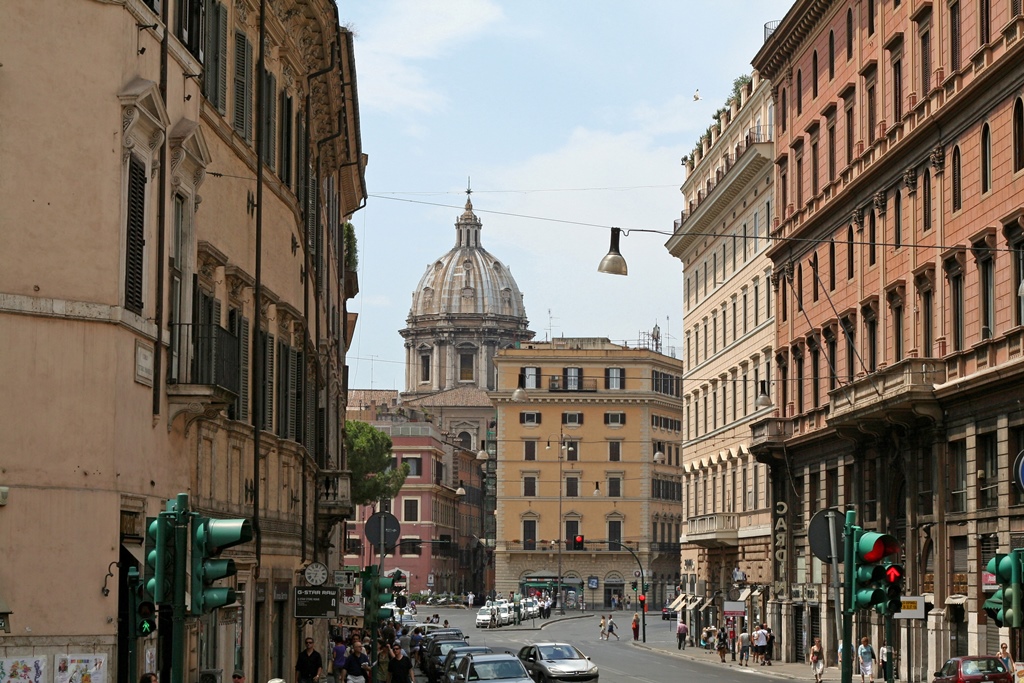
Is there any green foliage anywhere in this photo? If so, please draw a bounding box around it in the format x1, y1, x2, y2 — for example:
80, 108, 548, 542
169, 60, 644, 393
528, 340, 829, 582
732, 74, 752, 103
343, 222, 358, 271
346, 421, 408, 506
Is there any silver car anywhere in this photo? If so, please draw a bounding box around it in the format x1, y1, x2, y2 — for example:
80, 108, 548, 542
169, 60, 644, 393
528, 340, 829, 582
517, 643, 599, 683
455, 653, 533, 683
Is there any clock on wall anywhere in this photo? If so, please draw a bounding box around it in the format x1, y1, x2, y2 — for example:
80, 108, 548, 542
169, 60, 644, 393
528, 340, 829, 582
304, 562, 329, 586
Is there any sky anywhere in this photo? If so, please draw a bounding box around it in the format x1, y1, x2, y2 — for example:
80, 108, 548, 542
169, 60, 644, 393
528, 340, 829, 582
341, 0, 794, 391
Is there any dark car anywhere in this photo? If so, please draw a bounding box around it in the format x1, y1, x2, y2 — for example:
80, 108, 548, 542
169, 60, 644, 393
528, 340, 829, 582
441, 646, 494, 683
933, 656, 1012, 683
516, 643, 599, 683
425, 635, 471, 683
661, 606, 678, 621
454, 653, 533, 683
419, 632, 466, 674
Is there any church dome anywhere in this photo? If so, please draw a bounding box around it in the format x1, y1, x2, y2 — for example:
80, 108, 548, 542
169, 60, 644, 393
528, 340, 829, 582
409, 198, 527, 319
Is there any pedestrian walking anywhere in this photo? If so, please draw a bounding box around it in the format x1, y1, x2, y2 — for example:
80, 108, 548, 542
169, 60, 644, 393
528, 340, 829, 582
296, 637, 324, 683
606, 615, 620, 640
599, 616, 607, 640
880, 640, 895, 681
857, 636, 875, 683
737, 629, 750, 665
716, 628, 729, 663
764, 627, 775, 666
999, 643, 1014, 672
809, 636, 824, 683
676, 621, 689, 650
631, 612, 640, 641
753, 625, 767, 665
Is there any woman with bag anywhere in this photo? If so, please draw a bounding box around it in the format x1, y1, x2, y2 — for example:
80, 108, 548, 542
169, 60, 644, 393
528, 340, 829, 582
631, 613, 640, 641
809, 637, 824, 683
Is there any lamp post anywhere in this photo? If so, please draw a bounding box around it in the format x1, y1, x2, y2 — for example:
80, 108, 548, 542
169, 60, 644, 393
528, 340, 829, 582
547, 436, 573, 615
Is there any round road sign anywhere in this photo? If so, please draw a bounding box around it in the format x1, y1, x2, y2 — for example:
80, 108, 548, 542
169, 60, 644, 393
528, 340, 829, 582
365, 511, 401, 551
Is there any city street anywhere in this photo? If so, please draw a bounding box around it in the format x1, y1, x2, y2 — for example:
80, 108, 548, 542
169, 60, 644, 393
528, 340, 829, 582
413, 608, 822, 683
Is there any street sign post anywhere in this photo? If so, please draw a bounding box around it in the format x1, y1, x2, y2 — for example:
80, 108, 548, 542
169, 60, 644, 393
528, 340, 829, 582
294, 587, 341, 619
894, 596, 925, 619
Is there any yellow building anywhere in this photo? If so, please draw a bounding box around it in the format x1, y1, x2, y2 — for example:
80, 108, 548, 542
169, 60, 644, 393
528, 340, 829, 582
491, 338, 684, 610
0, 2, 363, 683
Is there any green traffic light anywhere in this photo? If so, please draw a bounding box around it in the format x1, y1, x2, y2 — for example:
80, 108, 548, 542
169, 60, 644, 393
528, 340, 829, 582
145, 514, 175, 603
191, 516, 253, 614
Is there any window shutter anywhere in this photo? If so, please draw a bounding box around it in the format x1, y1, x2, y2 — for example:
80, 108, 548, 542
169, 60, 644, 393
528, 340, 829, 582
578, 413, 584, 425
215, 2, 227, 112
288, 347, 299, 440
306, 363, 316, 454
562, 413, 568, 425
232, 31, 247, 136
276, 339, 288, 437
519, 412, 526, 424
307, 169, 317, 255
240, 316, 250, 420
263, 332, 274, 431
244, 37, 253, 143
537, 412, 542, 425
264, 70, 276, 167
295, 115, 306, 201
124, 156, 147, 314
604, 413, 609, 425
620, 413, 626, 425
604, 368, 610, 389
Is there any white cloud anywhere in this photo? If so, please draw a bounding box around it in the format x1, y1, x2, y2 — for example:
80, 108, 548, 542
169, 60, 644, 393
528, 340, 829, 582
350, 0, 505, 114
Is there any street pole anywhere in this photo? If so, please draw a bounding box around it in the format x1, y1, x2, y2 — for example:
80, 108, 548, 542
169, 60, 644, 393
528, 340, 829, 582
127, 567, 140, 683
171, 493, 190, 683
557, 446, 564, 615
841, 509, 857, 683
826, 510, 845, 656
607, 540, 647, 642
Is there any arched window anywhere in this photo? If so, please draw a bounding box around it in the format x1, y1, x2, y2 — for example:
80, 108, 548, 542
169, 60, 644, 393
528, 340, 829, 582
847, 225, 855, 279
1014, 98, 1024, 172
781, 89, 787, 132
952, 146, 962, 212
981, 123, 992, 193
829, 31, 836, 79
796, 70, 803, 115
812, 51, 819, 97
894, 190, 902, 248
922, 169, 932, 232
847, 9, 854, 60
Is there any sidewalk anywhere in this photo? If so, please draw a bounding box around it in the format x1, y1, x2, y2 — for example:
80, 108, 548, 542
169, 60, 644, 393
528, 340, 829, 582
633, 638, 839, 681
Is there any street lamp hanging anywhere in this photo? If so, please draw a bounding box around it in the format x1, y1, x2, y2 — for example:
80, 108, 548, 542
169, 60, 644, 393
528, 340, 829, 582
597, 228, 628, 276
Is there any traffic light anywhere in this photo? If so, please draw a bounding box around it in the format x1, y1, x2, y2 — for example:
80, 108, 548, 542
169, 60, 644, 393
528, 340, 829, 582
630, 581, 638, 591
145, 514, 175, 603
881, 563, 905, 614
361, 566, 395, 623
638, 594, 647, 612
190, 515, 253, 614
643, 583, 649, 592
853, 531, 900, 610
572, 535, 585, 550
986, 551, 1024, 628
128, 566, 157, 638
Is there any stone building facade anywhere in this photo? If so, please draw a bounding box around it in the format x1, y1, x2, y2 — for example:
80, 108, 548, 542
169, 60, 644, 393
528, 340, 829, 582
749, 0, 1024, 677
0, 2, 363, 683
666, 69, 777, 637
491, 338, 685, 611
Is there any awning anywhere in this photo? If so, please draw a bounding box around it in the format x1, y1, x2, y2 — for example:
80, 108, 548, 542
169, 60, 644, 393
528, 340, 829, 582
945, 594, 968, 606
699, 596, 716, 611
685, 596, 703, 610
669, 594, 688, 611
122, 542, 145, 566
738, 588, 752, 601
749, 587, 763, 597
923, 593, 935, 604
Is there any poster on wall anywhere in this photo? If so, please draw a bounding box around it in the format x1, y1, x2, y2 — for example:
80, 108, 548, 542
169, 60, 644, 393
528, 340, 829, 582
55, 655, 107, 683
0, 657, 47, 683
144, 646, 157, 676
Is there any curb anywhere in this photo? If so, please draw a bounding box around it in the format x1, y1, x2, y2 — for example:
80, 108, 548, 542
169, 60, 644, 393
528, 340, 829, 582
629, 641, 820, 681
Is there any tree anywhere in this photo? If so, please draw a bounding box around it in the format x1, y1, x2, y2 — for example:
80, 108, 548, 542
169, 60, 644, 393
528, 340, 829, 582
346, 420, 409, 506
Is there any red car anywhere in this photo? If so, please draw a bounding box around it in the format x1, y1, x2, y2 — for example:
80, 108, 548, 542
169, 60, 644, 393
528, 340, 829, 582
933, 656, 1012, 683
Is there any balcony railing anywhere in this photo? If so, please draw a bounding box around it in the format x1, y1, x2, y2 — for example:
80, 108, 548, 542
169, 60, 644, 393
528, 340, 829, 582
685, 513, 740, 547
764, 20, 781, 41
653, 542, 682, 553
500, 540, 640, 552
547, 376, 598, 392
168, 322, 240, 395
318, 469, 352, 518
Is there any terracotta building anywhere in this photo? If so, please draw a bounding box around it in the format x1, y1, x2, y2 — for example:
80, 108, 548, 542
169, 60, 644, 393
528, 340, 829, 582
491, 338, 685, 610
666, 69, 777, 636
0, 2, 363, 683
749, 0, 1024, 676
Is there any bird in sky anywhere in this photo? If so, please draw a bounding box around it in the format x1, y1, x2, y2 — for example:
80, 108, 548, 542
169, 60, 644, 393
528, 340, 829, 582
693, 89, 702, 101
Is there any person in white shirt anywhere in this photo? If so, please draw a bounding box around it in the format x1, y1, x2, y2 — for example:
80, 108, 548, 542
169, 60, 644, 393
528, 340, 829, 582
752, 626, 768, 665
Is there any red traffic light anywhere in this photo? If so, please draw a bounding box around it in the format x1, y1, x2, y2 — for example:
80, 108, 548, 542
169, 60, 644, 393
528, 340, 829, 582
637, 594, 646, 602
574, 535, 583, 543
884, 564, 904, 583
858, 532, 900, 563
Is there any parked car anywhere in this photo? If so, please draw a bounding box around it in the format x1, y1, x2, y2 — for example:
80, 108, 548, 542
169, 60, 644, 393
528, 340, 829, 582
661, 605, 678, 621
521, 599, 540, 619
419, 632, 466, 674
425, 636, 473, 683
454, 653, 533, 683
933, 656, 1012, 683
497, 604, 512, 625
476, 607, 496, 628
441, 646, 494, 683
516, 643, 599, 683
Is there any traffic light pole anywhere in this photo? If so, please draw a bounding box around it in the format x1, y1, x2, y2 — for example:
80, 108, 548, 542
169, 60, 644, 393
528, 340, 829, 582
606, 540, 646, 642
171, 494, 190, 683
127, 567, 141, 683
842, 509, 856, 683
